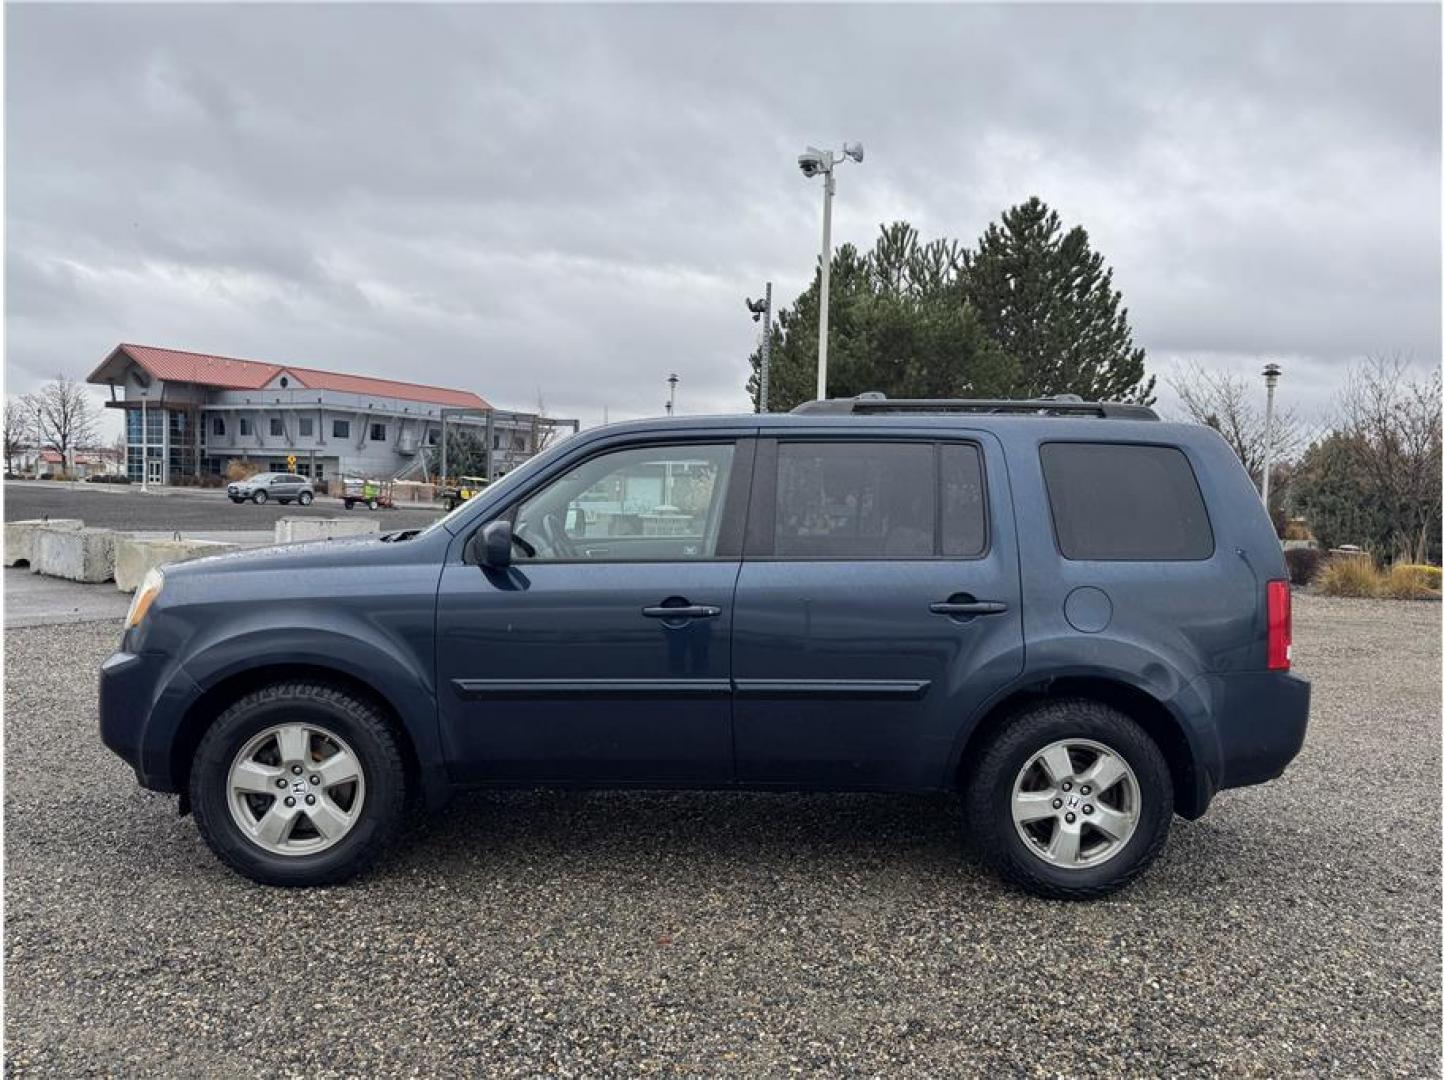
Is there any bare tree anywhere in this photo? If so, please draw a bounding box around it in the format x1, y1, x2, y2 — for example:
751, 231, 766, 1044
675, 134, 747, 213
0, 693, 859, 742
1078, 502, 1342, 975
531, 389, 563, 453
1334, 353, 1442, 563
1168, 362, 1305, 484
28, 376, 99, 475
4, 397, 35, 476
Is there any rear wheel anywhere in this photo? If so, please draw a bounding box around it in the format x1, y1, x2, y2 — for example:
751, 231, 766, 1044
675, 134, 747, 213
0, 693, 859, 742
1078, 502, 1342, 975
252, 489, 268, 505
190, 682, 407, 886
965, 698, 1172, 899
367, 498, 379, 511
298, 491, 314, 506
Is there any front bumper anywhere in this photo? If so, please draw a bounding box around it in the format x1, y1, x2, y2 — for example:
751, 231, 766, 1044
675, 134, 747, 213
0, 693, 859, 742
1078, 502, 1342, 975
99, 649, 201, 792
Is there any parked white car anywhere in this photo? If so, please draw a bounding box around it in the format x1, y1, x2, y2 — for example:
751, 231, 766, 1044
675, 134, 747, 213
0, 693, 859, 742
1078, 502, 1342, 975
227, 472, 315, 506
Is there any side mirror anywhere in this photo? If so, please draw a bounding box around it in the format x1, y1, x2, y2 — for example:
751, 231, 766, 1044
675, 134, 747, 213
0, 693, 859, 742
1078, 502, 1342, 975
476, 519, 512, 568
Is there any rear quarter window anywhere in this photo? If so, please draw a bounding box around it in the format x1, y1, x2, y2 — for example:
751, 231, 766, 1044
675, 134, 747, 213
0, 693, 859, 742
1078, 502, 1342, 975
1040, 442, 1214, 561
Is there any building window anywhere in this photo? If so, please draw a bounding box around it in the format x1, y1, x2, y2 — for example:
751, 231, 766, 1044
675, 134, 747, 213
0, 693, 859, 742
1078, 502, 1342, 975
239, 418, 252, 436
299, 417, 313, 437
212, 416, 226, 437
370, 423, 387, 442
427, 429, 439, 446
333, 420, 350, 439
270, 417, 284, 437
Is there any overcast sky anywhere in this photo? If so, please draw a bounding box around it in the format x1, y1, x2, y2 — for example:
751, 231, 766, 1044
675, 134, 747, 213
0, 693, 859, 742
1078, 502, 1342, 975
6, 3, 1440, 438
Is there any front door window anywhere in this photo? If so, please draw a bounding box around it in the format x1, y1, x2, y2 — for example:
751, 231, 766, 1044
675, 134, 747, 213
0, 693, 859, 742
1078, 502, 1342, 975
146, 459, 164, 486
511, 443, 735, 561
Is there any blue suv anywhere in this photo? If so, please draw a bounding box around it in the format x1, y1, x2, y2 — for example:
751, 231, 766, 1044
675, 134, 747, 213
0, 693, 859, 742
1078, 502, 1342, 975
100, 396, 1309, 898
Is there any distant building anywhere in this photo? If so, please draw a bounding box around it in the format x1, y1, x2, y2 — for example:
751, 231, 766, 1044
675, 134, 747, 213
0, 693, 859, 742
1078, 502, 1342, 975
87, 343, 575, 486
10, 445, 123, 479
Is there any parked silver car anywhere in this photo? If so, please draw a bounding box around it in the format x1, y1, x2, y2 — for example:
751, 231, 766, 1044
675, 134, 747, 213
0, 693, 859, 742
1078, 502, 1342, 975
227, 472, 315, 506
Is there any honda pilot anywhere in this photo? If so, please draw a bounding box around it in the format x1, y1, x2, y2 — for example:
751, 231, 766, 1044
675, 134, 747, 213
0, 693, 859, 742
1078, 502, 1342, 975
100, 395, 1309, 898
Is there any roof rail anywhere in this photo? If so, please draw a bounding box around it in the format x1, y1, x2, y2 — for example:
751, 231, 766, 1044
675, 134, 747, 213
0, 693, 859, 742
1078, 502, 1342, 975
790, 393, 1158, 421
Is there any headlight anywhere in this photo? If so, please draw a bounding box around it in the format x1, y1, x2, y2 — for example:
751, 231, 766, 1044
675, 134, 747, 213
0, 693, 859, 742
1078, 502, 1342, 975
124, 568, 165, 630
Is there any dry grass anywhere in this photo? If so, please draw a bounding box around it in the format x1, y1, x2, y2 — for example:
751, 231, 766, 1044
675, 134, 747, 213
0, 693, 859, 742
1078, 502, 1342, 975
1316, 558, 1442, 601
1384, 563, 1443, 601
225, 459, 262, 481
1316, 557, 1388, 598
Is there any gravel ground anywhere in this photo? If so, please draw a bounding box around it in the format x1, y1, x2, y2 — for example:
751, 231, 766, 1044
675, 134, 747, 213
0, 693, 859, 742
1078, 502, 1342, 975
4, 480, 445, 532
4, 595, 1440, 1076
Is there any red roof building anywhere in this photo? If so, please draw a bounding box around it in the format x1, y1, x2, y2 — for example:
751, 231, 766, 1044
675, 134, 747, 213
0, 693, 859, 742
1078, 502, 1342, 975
87, 343, 567, 486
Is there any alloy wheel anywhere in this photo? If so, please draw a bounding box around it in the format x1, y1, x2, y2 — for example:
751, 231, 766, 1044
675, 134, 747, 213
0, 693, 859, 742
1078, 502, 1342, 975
1010, 738, 1140, 869
226, 723, 366, 856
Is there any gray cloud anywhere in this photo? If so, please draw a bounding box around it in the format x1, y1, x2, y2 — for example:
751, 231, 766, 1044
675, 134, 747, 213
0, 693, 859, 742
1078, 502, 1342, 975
6, 3, 1439, 435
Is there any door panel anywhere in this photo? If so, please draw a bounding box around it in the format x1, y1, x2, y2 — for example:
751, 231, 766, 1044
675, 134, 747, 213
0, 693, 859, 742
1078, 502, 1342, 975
436, 561, 740, 784
731, 432, 1024, 790
435, 436, 752, 786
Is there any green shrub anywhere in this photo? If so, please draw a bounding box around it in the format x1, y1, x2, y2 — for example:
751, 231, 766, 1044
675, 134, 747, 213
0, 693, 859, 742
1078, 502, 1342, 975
1316, 557, 1386, 598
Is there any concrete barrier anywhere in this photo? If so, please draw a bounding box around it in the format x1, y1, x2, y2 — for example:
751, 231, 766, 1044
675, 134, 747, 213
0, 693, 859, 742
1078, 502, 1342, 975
4, 518, 83, 567
114, 536, 238, 593
31, 526, 116, 583
275, 517, 381, 544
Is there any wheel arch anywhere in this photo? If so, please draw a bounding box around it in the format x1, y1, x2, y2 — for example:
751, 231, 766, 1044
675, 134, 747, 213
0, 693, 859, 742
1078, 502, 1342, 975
954, 674, 1213, 818
170, 662, 438, 815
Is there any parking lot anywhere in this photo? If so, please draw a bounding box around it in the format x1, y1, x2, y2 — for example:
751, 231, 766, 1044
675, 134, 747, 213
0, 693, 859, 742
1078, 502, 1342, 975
4, 480, 446, 533
3, 595, 1439, 1075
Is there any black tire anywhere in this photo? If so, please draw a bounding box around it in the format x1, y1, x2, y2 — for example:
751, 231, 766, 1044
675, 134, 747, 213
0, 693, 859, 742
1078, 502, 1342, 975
964, 698, 1173, 900
190, 681, 407, 886
344, 499, 354, 510
444, 498, 456, 512
229, 497, 244, 504
252, 489, 268, 505
298, 491, 314, 506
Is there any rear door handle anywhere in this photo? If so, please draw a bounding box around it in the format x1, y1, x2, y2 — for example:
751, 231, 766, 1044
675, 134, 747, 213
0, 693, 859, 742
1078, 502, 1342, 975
642, 604, 722, 619
930, 600, 1009, 616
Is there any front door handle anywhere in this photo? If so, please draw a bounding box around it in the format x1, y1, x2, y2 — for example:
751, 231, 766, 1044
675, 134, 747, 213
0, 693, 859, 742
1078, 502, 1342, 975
930, 599, 1009, 616
642, 604, 722, 619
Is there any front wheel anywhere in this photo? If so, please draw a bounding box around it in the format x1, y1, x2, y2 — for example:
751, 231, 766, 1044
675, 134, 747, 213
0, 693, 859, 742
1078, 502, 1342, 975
965, 699, 1173, 900
190, 682, 407, 886
229, 497, 244, 504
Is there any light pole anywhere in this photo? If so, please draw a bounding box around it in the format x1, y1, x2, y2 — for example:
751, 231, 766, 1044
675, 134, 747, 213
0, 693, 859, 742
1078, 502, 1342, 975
747, 284, 773, 412
665, 373, 679, 416
1261, 363, 1281, 511
798, 142, 864, 401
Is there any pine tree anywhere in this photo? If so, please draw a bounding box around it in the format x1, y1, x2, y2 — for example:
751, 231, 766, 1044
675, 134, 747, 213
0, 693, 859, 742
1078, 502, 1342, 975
747, 227, 1018, 412
962, 197, 1154, 404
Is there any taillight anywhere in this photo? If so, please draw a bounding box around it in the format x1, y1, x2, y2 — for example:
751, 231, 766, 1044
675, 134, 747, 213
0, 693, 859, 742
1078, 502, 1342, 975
1267, 580, 1292, 671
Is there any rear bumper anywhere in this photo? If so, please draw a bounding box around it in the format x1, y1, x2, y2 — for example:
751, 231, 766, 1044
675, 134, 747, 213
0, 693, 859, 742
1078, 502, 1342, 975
1199, 670, 1311, 793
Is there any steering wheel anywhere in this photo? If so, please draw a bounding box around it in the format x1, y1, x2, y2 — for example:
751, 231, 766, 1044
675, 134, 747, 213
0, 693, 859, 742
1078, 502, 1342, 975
539, 511, 576, 558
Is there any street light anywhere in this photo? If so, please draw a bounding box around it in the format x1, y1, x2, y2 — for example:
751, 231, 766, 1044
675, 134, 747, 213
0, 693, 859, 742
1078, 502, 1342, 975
665, 373, 679, 416
798, 141, 864, 401
1261, 363, 1282, 511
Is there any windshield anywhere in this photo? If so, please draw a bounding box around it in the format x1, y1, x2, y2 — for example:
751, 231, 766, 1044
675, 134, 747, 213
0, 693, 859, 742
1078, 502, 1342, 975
420, 432, 579, 537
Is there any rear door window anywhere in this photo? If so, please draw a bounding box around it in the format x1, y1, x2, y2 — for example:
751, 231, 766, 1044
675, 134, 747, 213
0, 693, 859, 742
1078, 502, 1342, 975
940, 443, 987, 557
1040, 442, 1214, 560
766, 440, 988, 559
